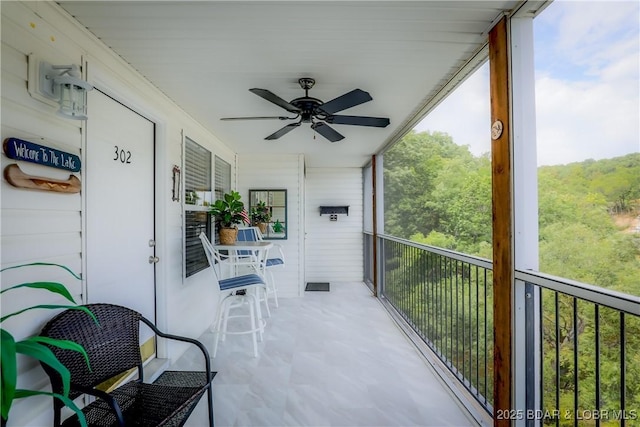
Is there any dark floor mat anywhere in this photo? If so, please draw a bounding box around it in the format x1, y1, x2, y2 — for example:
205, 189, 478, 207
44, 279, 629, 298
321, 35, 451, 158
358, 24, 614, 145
305, 282, 330, 292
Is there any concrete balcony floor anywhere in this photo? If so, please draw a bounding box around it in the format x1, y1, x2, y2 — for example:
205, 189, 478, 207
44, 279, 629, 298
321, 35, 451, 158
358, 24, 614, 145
173, 281, 477, 426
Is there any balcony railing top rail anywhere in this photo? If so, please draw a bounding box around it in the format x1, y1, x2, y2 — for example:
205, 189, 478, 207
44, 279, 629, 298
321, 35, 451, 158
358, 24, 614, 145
516, 269, 640, 316
373, 232, 639, 315
375, 232, 493, 270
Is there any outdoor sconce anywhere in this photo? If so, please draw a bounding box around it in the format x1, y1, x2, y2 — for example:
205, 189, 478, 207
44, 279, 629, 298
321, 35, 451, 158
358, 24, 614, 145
28, 55, 93, 120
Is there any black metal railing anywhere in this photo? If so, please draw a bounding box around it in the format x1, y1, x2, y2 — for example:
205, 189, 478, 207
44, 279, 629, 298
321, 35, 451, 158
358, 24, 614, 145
367, 233, 640, 424
517, 271, 640, 427
376, 234, 494, 413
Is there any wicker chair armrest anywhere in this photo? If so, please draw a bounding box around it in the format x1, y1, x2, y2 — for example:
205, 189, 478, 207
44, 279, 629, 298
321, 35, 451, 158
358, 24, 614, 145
139, 317, 213, 384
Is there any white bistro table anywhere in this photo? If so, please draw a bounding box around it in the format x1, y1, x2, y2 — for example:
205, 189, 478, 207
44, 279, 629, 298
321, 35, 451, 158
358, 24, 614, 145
213, 241, 273, 265
214, 241, 273, 251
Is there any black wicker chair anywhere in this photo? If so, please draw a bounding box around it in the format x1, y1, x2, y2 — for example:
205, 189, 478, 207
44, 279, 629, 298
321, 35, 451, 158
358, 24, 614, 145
39, 303, 216, 427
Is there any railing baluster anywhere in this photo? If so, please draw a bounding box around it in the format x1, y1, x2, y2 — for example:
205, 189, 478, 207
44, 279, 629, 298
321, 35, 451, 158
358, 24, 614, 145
555, 292, 560, 427
445, 259, 458, 372
595, 304, 600, 427
456, 259, 460, 374
539, 288, 545, 421
468, 264, 472, 387
462, 260, 467, 382
573, 297, 578, 427
620, 312, 626, 427
484, 267, 488, 405
476, 265, 480, 399
438, 254, 442, 357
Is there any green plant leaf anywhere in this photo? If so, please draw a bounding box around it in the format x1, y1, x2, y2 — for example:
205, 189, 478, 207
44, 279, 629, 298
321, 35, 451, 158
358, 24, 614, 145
14, 390, 87, 427
15, 341, 71, 397
0, 262, 91, 425
0, 262, 81, 280
26, 337, 91, 371
1, 329, 17, 421
0, 281, 76, 303
1, 304, 96, 324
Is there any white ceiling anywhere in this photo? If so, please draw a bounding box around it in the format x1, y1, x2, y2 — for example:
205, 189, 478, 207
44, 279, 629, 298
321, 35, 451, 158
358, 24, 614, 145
58, 1, 521, 167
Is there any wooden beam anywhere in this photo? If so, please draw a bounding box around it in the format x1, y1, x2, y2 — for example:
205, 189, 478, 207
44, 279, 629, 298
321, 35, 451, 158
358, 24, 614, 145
489, 17, 513, 427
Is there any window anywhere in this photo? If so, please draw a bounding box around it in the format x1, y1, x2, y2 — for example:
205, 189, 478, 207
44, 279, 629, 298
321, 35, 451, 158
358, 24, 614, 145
214, 156, 230, 203
214, 156, 231, 241
184, 137, 212, 277
248, 189, 287, 239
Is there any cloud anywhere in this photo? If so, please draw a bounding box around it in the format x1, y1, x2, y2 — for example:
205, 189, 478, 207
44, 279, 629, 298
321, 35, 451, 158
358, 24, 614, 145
535, 0, 639, 165
414, 64, 491, 158
414, 0, 639, 166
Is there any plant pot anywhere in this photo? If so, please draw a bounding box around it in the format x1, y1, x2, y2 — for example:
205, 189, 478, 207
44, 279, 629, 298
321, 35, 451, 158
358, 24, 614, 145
219, 227, 238, 245
257, 222, 268, 234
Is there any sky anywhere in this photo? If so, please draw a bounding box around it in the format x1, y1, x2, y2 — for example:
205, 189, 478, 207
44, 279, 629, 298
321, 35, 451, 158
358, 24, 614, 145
414, 0, 640, 166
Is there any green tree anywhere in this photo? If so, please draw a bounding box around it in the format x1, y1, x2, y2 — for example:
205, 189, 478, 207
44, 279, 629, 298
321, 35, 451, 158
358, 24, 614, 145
384, 132, 639, 417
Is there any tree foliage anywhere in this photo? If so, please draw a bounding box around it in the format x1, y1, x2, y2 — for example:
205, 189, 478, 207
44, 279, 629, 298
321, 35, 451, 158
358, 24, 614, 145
383, 131, 640, 420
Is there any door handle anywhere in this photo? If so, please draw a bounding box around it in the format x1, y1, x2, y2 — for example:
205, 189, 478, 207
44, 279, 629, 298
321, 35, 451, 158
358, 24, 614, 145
149, 256, 160, 264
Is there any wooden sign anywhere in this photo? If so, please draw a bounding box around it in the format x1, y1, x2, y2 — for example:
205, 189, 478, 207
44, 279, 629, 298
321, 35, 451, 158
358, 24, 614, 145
3, 137, 81, 172
4, 164, 80, 193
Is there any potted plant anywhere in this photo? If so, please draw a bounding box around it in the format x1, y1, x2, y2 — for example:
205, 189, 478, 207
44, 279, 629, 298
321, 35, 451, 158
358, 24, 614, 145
1, 262, 96, 427
208, 190, 250, 244
272, 219, 284, 234
250, 201, 271, 234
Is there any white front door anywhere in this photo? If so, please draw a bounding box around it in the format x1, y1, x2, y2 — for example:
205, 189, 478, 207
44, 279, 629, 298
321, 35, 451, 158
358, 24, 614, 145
85, 90, 156, 340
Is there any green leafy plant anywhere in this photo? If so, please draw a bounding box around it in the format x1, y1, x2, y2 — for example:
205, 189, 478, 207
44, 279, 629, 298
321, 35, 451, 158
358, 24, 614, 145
209, 190, 250, 228
250, 201, 271, 224
1, 262, 97, 427
272, 219, 284, 233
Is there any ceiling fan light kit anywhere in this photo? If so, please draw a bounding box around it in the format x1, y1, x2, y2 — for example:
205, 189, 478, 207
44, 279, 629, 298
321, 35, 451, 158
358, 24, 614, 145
221, 78, 390, 142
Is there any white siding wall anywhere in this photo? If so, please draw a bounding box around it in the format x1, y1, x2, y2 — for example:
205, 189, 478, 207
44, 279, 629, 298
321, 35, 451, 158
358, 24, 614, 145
1, 7, 88, 425
0, 3, 234, 425
237, 154, 305, 297
305, 168, 363, 283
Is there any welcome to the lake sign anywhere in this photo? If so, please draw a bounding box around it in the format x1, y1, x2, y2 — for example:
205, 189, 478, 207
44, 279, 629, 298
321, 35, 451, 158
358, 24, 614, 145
3, 138, 81, 172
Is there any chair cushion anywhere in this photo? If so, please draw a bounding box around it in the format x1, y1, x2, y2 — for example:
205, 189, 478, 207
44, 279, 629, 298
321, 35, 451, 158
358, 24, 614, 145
219, 273, 265, 290
266, 258, 284, 267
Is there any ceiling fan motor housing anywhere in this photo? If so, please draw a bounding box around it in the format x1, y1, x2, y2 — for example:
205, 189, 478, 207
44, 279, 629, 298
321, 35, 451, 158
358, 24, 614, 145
291, 97, 324, 122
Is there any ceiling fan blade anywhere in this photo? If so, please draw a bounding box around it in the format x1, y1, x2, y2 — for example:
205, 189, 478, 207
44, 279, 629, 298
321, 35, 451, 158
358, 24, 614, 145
311, 122, 345, 142
326, 115, 390, 128
250, 88, 301, 114
221, 116, 296, 121
318, 89, 372, 115
265, 123, 301, 140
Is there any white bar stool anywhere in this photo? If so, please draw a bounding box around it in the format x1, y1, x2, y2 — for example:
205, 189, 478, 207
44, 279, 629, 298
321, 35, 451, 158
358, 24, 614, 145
200, 233, 268, 357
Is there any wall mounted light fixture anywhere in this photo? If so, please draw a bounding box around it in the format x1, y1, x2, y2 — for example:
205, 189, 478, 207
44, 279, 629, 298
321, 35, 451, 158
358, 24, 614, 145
28, 55, 93, 120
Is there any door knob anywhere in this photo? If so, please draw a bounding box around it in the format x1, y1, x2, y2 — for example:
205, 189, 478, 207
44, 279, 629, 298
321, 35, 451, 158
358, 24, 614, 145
149, 256, 160, 264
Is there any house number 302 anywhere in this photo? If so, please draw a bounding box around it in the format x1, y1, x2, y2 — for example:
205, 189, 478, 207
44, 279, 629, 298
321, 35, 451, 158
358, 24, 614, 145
113, 146, 132, 164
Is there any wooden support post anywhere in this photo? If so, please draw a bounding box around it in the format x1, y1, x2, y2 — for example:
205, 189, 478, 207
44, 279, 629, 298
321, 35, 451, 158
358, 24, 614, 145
489, 17, 513, 427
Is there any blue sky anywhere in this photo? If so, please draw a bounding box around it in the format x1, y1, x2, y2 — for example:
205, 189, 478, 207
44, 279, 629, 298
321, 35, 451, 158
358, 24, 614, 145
415, 0, 639, 166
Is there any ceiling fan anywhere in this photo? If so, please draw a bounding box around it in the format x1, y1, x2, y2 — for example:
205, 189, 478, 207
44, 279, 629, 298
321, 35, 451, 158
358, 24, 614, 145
221, 78, 390, 142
